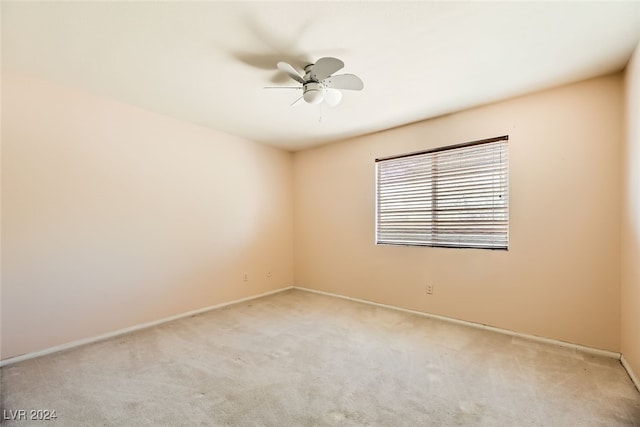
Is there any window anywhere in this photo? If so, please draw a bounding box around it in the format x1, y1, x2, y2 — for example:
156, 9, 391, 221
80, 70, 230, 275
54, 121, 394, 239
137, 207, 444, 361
375, 136, 508, 250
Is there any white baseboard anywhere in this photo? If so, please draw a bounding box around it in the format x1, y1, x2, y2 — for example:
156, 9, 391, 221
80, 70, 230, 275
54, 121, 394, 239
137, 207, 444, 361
293, 286, 621, 360
0, 286, 294, 367
2, 285, 622, 368
621, 354, 640, 392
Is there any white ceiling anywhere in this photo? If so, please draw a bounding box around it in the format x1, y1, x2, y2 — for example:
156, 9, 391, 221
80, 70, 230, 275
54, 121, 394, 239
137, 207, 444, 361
3, 1, 640, 151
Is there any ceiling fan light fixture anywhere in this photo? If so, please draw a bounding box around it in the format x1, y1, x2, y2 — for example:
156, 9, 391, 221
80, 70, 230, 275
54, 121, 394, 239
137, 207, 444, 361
303, 82, 324, 104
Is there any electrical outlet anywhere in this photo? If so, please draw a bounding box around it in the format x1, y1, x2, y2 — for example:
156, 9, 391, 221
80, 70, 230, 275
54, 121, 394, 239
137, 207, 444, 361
243, 273, 248, 282
426, 284, 434, 295
267, 271, 272, 279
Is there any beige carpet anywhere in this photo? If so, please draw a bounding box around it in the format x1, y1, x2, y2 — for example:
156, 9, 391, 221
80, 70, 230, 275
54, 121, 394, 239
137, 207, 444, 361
1, 289, 639, 426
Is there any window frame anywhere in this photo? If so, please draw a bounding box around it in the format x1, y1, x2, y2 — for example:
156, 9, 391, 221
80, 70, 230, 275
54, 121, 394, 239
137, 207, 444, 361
375, 135, 509, 250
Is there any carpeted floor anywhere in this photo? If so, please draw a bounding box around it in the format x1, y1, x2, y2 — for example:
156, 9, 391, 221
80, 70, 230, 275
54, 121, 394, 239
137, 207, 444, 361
1, 289, 639, 426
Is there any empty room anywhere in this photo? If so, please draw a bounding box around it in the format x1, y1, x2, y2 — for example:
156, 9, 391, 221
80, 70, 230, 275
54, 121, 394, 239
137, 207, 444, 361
2, 1, 640, 425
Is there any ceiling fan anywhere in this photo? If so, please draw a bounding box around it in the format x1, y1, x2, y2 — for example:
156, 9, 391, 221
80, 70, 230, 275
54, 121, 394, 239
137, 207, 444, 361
271, 57, 364, 106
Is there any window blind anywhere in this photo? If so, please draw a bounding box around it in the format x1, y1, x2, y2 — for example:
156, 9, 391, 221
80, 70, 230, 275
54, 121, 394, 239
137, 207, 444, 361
375, 136, 508, 250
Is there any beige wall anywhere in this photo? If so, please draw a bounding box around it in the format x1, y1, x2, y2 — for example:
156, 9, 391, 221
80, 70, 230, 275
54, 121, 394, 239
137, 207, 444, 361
1, 73, 294, 360
294, 74, 623, 351
1, 69, 629, 361
622, 43, 640, 378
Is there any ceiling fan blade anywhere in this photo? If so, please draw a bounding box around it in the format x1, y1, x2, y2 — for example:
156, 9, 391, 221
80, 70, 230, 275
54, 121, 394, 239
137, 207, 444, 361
324, 89, 342, 107
310, 57, 344, 81
323, 74, 364, 91
263, 86, 302, 89
277, 62, 305, 84
290, 96, 303, 107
